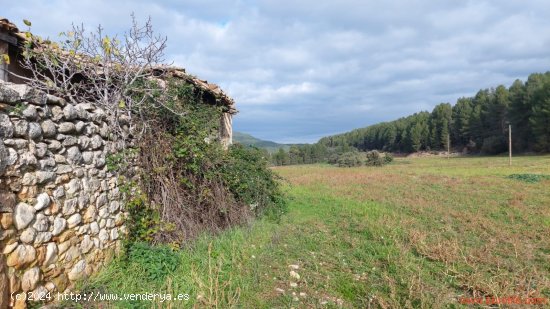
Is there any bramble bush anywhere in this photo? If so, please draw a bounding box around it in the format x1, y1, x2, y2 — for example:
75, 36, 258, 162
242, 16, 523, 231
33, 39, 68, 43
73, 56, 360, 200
126, 80, 287, 245
222, 144, 287, 219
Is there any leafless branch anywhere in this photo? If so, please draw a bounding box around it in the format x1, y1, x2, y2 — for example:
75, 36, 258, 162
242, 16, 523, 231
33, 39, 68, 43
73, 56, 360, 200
17, 14, 176, 144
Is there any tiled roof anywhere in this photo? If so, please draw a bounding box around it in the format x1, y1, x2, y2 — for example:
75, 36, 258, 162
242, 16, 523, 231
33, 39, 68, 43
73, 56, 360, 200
0, 18, 18, 33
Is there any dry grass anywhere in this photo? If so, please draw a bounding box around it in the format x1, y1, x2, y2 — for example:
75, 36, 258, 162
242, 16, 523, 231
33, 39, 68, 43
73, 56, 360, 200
274, 155, 550, 307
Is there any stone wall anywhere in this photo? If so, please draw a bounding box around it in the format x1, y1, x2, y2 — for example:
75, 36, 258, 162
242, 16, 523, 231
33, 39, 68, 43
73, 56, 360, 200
0, 81, 128, 308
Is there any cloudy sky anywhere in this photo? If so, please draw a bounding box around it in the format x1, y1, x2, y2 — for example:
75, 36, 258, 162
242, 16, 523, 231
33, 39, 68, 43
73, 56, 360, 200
6, 0, 550, 143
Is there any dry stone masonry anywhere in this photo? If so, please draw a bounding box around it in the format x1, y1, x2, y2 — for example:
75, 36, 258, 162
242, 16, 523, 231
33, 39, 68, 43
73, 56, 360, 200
0, 81, 128, 308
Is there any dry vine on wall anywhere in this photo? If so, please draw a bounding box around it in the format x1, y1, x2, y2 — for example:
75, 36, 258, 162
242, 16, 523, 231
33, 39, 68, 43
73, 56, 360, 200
10, 15, 177, 144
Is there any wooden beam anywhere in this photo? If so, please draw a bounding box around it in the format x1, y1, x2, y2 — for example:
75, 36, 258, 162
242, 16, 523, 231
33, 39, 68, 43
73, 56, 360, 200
0, 41, 8, 82
0, 33, 17, 46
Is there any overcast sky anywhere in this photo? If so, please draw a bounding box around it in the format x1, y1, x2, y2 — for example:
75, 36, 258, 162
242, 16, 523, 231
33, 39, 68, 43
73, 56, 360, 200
6, 1, 550, 143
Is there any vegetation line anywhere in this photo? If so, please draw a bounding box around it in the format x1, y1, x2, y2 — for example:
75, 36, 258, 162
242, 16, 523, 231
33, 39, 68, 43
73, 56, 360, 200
269, 71, 550, 166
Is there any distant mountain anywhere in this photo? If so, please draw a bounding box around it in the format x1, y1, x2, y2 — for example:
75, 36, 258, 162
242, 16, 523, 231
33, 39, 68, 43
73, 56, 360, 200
233, 132, 290, 152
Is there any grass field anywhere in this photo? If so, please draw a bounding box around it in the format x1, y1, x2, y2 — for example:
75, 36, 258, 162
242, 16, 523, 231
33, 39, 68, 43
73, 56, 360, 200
62, 155, 550, 308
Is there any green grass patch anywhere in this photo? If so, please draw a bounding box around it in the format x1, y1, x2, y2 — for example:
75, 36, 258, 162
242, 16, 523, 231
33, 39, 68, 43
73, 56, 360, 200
507, 173, 550, 183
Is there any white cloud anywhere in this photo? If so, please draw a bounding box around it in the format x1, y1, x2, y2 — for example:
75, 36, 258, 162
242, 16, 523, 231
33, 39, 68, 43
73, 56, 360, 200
5, 0, 550, 142
231, 82, 319, 105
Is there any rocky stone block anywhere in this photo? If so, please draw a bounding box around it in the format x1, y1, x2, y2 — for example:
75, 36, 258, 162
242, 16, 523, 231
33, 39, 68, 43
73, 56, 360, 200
0, 83, 21, 102
68, 260, 86, 281
67, 146, 82, 164
64, 245, 80, 263
3, 138, 28, 149
75, 121, 86, 133
65, 179, 81, 195
62, 198, 77, 216
20, 227, 37, 243
53, 186, 65, 199
46, 94, 66, 106
14, 202, 36, 230
90, 134, 103, 149
0, 113, 14, 138
90, 222, 99, 235
39, 158, 56, 169
110, 228, 119, 240
13, 120, 28, 137
6, 244, 36, 268
83, 206, 96, 224
81, 235, 93, 254
67, 213, 82, 228
0, 212, 13, 228
51, 105, 63, 121
35, 142, 48, 157
63, 104, 78, 120
52, 217, 67, 236
3, 241, 18, 254
22, 105, 38, 120
34, 192, 51, 211
58, 122, 76, 134
0, 191, 16, 213
36, 171, 56, 184
47, 140, 62, 151
82, 151, 94, 164
33, 213, 49, 231
20, 151, 38, 167
44, 243, 58, 266
34, 232, 52, 244
21, 267, 41, 291
8, 84, 47, 105
78, 193, 89, 209
96, 193, 108, 208
28, 122, 42, 140
41, 119, 57, 137
6, 147, 18, 165
98, 229, 109, 243
62, 136, 78, 146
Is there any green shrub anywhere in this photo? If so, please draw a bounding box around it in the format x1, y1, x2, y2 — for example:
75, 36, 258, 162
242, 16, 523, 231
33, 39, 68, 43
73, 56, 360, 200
116, 176, 176, 245
327, 153, 340, 165
384, 152, 394, 164
337, 151, 364, 167
222, 145, 287, 220
124, 242, 180, 282
332, 150, 392, 167
365, 150, 384, 166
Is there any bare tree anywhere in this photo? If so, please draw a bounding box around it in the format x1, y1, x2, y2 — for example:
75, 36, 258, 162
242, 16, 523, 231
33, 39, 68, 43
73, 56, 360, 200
12, 14, 172, 140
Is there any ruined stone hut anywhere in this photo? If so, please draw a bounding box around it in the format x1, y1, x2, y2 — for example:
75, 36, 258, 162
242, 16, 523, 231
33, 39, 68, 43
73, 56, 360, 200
0, 18, 236, 308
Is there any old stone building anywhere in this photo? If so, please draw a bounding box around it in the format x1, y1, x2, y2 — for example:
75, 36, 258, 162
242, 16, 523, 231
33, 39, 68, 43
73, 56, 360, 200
0, 18, 235, 308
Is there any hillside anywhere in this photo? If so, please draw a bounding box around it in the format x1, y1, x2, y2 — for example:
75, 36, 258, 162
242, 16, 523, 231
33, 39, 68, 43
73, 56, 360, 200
319, 72, 550, 154
233, 131, 290, 152
270, 71, 550, 166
